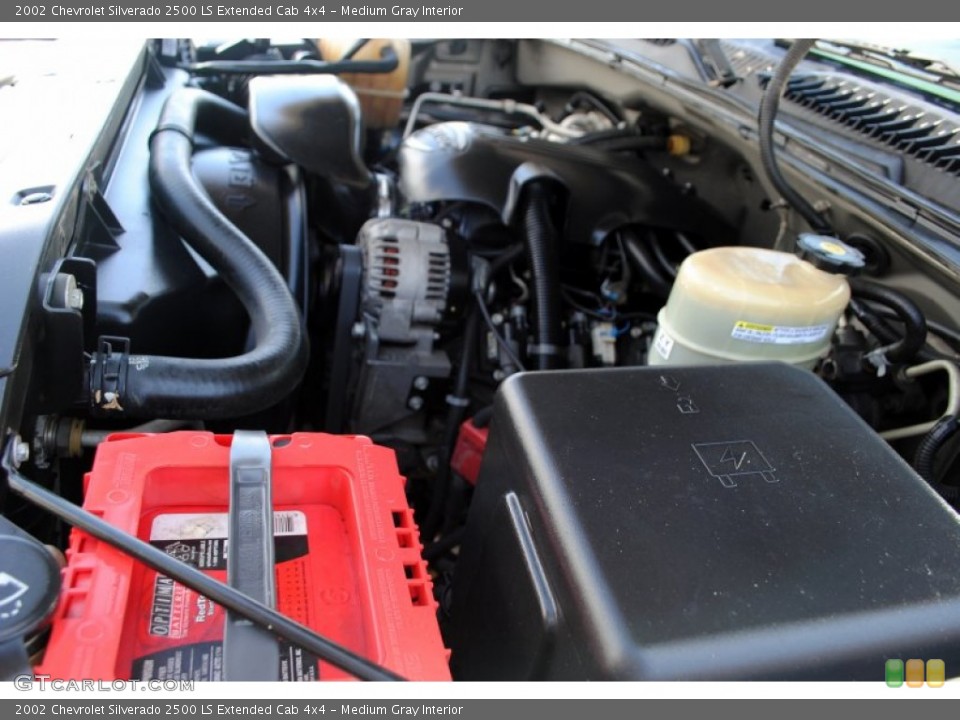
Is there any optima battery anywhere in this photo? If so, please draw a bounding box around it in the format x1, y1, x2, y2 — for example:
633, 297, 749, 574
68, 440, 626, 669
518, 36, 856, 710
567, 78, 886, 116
37, 432, 450, 681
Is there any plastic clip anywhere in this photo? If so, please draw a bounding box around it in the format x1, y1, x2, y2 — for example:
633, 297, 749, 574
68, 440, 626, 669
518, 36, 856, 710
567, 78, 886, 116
90, 336, 130, 413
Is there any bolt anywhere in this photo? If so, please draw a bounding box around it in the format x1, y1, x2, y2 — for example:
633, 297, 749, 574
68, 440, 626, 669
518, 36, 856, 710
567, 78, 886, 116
351, 321, 366, 339
12, 437, 30, 467
630, 326, 644, 339
493, 369, 506, 382
490, 313, 504, 326
413, 376, 429, 391
50, 273, 84, 311
407, 396, 424, 411
67, 286, 84, 311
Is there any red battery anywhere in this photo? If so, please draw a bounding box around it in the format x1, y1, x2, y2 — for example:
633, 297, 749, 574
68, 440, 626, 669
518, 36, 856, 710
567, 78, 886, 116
37, 432, 450, 681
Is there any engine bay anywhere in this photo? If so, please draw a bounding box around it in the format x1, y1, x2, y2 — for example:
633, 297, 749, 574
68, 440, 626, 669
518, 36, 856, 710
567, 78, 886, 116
4, 37, 960, 682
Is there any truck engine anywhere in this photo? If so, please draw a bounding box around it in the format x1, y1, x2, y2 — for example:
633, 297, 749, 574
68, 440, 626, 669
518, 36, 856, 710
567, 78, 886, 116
3, 37, 960, 682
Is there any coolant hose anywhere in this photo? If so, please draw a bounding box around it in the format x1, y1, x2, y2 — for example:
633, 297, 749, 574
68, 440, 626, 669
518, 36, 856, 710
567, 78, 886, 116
914, 416, 960, 502
758, 39, 833, 235
522, 182, 565, 370
89, 88, 309, 419
849, 279, 927, 365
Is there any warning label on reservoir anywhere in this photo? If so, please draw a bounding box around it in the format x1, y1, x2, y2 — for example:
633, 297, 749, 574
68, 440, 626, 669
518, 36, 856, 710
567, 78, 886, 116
731, 320, 831, 345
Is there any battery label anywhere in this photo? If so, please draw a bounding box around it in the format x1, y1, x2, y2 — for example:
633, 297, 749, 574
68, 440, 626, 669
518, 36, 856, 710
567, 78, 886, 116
731, 320, 831, 345
279, 640, 320, 681
132, 510, 319, 681
132, 641, 223, 681
132, 639, 320, 681
148, 511, 308, 569
148, 575, 187, 638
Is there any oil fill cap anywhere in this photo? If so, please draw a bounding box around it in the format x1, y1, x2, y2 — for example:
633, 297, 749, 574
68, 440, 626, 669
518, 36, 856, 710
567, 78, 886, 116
797, 233, 866, 275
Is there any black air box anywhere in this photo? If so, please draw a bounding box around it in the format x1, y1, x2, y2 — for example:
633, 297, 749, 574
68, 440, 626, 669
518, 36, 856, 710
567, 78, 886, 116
446, 363, 960, 680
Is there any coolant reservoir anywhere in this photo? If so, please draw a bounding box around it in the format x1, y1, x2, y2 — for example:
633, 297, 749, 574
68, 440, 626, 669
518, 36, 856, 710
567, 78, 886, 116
649, 246, 850, 368
316, 39, 411, 129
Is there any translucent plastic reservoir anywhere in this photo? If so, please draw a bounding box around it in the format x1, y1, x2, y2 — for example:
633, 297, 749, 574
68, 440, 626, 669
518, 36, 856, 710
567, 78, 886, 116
649, 246, 850, 368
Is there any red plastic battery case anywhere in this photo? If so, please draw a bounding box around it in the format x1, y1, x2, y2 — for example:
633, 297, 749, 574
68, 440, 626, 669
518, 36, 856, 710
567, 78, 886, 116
37, 432, 450, 681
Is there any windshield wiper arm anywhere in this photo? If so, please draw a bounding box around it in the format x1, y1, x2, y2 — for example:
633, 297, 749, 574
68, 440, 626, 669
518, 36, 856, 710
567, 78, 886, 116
695, 39, 740, 88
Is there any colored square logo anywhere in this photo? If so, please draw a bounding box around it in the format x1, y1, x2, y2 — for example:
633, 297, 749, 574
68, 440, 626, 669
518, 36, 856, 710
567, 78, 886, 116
906, 658, 925, 687
885, 659, 904, 687
927, 659, 945, 688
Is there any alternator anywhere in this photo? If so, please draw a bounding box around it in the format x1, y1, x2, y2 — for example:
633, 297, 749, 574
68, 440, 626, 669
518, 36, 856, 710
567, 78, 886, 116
348, 218, 456, 437
358, 218, 452, 345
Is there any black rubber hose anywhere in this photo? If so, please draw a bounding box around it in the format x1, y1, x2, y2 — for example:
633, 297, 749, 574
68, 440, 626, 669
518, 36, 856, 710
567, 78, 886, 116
869, 305, 960, 357
471, 405, 494, 429
675, 230, 699, 256
580, 136, 669, 153
848, 298, 901, 345
522, 183, 565, 370
342, 38, 371, 60
622, 228, 673, 299
650, 235, 679, 280
569, 128, 667, 151
421, 310, 480, 545
914, 416, 960, 501
850, 300, 954, 365
566, 91, 624, 126
849, 279, 927, 364
486, 242, 526, 282
423, 527, 466, 562
569, 127, 637, 145
758, 39, 833, 235
90, 88, 309, 419
184, 45, 398, 76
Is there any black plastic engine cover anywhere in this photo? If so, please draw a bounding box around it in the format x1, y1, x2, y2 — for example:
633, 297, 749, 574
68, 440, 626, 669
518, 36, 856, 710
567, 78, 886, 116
397, 122, 733, 245
447, 363, 960, 680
